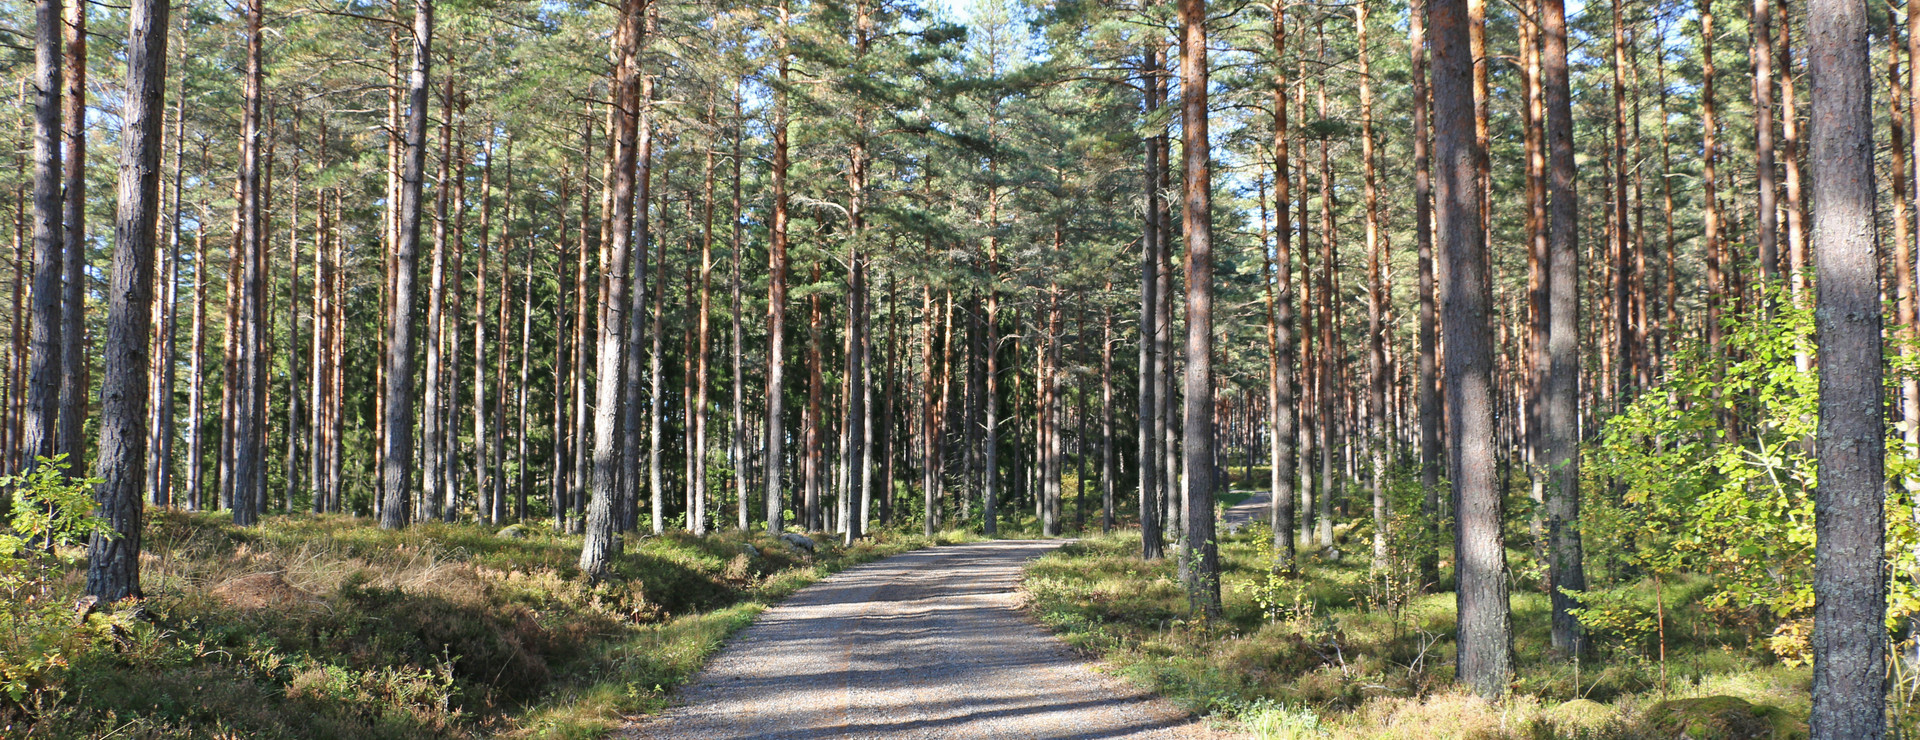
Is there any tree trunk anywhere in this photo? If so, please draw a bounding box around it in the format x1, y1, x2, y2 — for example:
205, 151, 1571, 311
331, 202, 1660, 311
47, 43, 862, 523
1137, 43, 1161, 558
1807, 1, 1885, 735
1435, 0, 1512, 698
1412, 0, 1440, 586
230, 0, 264, 526
84, 0, 169, 602
730, 84, 748, 531
25, 0, 64, 472
763, 2, 791, 534
1784, 0, 1807, 318
1753, 0, 1778, 281
57, 0, 85, 468
424, 75, 454, 522
1542, 0, 1588, 659
579, 0, 646, 579
1178, 0, 1220, 619
472, 137, 493, 521
1358, 0, 1389, 571
1699, 0, 1725, 359
379, 0, 433, 528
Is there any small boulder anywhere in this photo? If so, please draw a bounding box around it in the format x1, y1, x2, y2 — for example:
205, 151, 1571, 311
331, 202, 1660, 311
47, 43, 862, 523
1639, 696, 1806, 740
742, 543, 760, 559
497, 524, 529, 539
780, 532, 817, 554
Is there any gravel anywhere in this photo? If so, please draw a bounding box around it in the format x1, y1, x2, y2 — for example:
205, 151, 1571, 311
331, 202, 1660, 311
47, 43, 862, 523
620, 539, 1235, 740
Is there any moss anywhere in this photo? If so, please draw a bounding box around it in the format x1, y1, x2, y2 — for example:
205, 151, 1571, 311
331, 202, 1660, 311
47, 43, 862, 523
1638, 696, 1808, 740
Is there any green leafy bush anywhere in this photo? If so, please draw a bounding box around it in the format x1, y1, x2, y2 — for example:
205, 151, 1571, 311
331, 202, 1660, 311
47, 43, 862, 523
0, 456, 125, 716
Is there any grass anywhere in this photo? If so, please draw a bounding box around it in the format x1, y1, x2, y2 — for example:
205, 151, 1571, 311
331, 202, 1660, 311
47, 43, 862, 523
14, 510, 983, 739
1022, 525, 1820, 739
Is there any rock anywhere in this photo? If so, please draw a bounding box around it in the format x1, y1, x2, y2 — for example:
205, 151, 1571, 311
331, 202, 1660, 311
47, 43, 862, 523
1639, 696, 1807, 740
1321, 547, 1343, 562
742, 543, 760, 559
497, 524, 529, 539
780, 532, 816, 554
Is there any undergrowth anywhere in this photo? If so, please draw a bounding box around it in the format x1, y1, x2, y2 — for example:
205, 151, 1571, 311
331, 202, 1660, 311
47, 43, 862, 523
10, 510, 979, 738
1024, 526, 1816, 740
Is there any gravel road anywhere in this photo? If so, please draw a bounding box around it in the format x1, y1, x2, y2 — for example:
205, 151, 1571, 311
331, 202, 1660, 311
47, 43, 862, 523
1221, 490, 1271, 532
620, 539, 1232, 740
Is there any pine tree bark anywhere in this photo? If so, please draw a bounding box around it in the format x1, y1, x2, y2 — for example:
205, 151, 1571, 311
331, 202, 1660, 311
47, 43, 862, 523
56, 0, 85, 468
730, 85, 748, 531
1807, 0, 1885, 735
1178, 0, 1220, 619
1358, 0, 1389, 571
1542, 0, 1588, 658
579, 0, 646, 579
379, 0, 432, 528
1699, 0, 1725, 358
1753, 0, 1778, 281
84, 0, 169, 602
763, 2, 792, 534
1783, 0, 1806, 313
230, 0, 264, 526
1264, 8, 1297, 564
1411, 0, 1441, 586
1435, 0, 1512, 697
424, 75, 454, 522
25, 0, 64, 472
1136, 42, 1161, 557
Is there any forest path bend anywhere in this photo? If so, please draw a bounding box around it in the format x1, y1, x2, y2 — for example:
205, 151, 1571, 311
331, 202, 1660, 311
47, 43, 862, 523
620, 539, 1232, 740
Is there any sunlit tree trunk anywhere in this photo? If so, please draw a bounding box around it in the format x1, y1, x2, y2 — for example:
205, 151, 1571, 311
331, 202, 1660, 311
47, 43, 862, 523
84, 0, 169, 601
379, 0, 433, 528
1178, 0, 1220, 619
56, 0, 85, 469
579, 0, 646, 579
1435, 0, 1512, 697
1807, 0, 1884, 735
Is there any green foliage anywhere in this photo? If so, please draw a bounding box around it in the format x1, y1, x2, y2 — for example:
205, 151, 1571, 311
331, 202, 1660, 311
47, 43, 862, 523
0, 456, 122, 716
1587, 288, 1914, 653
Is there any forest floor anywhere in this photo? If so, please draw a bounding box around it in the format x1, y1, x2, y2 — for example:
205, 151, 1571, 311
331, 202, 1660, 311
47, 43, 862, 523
1020, 495, 1818, 740
619, 539, 1229, 740
17, 511, 985, 739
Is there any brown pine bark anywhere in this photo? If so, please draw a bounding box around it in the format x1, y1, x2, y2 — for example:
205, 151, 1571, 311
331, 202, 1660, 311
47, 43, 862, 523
1178, 0, 1220, 619
1754, 0, 1778, 281
694, 95, 717, 536
1699, 0, 1724, 357
1610, 0, 1631, 404
57, 0, 85, 468
1269, 0, 1296, 571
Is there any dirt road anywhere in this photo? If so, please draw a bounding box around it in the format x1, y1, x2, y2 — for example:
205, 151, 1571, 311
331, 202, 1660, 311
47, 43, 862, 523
621, 539, 1229, 740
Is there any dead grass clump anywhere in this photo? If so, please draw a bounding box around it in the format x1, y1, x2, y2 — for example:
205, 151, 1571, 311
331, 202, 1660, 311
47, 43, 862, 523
210, 571, 323, 612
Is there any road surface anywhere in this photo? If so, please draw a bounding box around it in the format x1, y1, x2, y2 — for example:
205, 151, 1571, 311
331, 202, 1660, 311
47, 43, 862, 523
621, 539, 1231, 740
